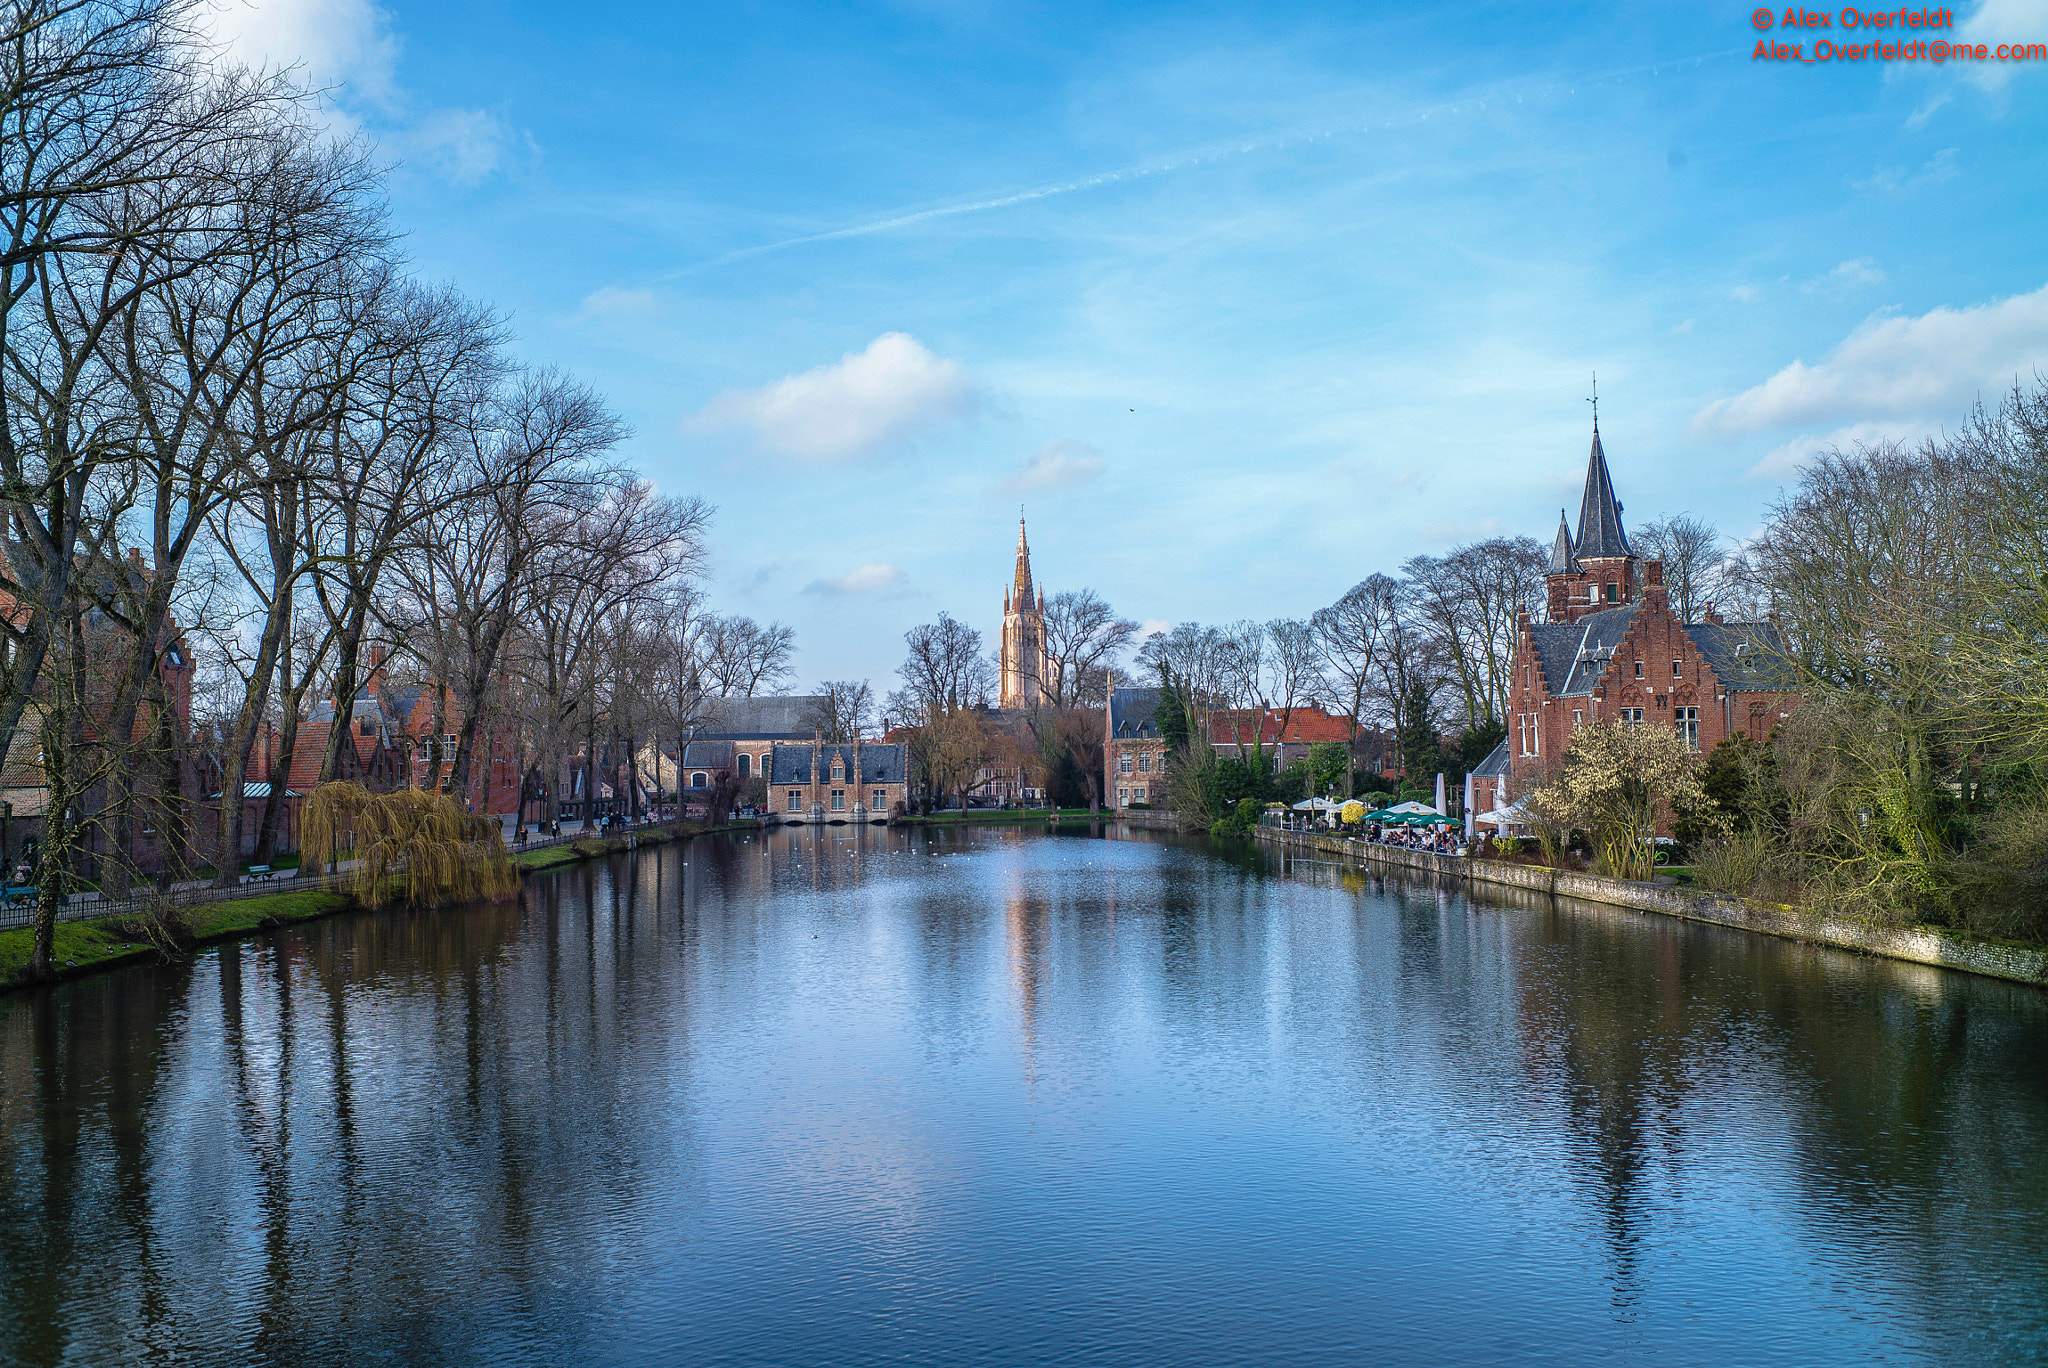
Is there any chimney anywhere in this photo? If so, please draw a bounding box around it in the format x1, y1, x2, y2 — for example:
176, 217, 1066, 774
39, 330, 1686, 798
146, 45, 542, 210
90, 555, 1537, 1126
1642, 559, 1668, 612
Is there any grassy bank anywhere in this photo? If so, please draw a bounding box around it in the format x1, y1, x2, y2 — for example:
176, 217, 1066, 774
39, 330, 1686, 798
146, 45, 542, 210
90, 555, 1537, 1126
0, 890, 353, 991
1, 819, 767, 995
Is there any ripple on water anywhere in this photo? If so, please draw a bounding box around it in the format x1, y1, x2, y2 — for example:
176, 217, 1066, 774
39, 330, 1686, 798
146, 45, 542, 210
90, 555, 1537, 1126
0, 825, 2044, 1366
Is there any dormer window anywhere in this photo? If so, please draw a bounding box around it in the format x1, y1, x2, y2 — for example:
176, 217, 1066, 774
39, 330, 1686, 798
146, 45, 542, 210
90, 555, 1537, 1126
831, 763, 844, 782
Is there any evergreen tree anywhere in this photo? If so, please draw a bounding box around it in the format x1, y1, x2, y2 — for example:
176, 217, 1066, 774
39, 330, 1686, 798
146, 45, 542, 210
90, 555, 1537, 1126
1397, 680, 1439, 790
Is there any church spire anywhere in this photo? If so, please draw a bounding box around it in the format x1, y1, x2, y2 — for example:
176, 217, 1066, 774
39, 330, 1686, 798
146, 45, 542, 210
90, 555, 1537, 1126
1012, 514, 1034, 604
1573, 426, 1632, 560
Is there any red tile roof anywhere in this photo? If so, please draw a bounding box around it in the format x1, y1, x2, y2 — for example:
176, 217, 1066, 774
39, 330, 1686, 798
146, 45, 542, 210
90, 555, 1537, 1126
1207, 707, 1353, 745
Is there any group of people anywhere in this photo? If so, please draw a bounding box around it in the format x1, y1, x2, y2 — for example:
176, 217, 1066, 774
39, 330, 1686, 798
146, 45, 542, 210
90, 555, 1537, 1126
1358, 822, 1465, 855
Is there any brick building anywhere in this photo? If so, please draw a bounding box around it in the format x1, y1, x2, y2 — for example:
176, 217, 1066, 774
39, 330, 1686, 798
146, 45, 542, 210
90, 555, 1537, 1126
1105, 687, 1167, 809
769, 737, 908, 823
1206, 706, 1355, 767
1505, 424, 1798, 798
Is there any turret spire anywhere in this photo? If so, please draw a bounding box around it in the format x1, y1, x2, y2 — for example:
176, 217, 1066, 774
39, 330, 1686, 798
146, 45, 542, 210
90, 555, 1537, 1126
1573, 425, 1631, 560
1548, 509, 1578, 574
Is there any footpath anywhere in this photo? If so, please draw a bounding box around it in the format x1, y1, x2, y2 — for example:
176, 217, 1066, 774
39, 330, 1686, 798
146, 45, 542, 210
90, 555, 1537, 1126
1245, 822, 2048, 989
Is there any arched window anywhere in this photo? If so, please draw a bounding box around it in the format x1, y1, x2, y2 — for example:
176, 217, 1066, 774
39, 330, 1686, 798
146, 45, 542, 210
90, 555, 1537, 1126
691, 771, 708, 788
737, 753, 751, 777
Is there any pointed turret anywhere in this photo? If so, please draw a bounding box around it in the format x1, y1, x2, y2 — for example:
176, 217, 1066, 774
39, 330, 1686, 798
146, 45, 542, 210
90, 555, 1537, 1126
1547, 510, 1578, 574
1573, 428, 1631, 560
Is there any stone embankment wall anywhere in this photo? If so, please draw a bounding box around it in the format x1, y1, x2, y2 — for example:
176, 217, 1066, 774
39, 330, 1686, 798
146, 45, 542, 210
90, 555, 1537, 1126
1252, 826, 2048, 990
1113, 810, 1183, 833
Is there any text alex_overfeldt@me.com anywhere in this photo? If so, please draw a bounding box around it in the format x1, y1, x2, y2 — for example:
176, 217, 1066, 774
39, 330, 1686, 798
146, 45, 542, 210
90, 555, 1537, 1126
1753, 8, 2047, 62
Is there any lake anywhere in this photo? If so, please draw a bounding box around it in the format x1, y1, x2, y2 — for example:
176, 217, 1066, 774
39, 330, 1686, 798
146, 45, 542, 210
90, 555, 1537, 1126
3, 824, 2045, 1366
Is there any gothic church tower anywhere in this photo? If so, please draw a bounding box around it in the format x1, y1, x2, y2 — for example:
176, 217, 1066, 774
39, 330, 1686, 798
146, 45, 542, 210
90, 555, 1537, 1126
1000, 517, 1052, 709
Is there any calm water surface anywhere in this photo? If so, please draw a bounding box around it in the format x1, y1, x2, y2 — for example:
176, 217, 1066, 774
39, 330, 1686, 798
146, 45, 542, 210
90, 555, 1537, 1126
2, 826, 2046, 1366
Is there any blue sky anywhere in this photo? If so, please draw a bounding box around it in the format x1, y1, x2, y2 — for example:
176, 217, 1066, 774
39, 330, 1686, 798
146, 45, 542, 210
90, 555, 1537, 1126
214, 0, 2048, 687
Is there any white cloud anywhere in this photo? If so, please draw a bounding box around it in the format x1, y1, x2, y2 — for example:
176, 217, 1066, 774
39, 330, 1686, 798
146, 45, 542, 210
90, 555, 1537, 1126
407, 107, 508, 185
1802, 258, 1885, 293
688, 333, 980, 460
1670, 318, 1695, 335
1137, 619, 1171, 640
1855, 147, 1960, 194
803, 562, 910, 596
1728, 284, 1763, 304
1904, 92, 1952, 129
1692, 282, 2048, 439
574, 285, 659, 321
208, 0, 399, 108
1742, 421, 1937, 482
1956, 0, 2048, 91
996, 439, 1105, 495
205, 0, 509, 180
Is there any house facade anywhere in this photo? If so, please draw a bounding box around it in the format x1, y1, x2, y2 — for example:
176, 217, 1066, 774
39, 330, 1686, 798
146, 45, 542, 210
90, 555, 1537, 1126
1105, 687, 1168, 809
769, 738, 908, 823
1506, 424, 1799, 797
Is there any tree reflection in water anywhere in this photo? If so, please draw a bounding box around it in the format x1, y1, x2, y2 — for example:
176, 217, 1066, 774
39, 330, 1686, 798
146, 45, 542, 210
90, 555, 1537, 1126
0, 828, 2043, 1367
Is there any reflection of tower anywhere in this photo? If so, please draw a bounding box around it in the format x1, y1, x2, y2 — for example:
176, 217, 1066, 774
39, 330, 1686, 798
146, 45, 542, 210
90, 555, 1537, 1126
1005, 870, 1045, 1083
1000, 517, 1052, 709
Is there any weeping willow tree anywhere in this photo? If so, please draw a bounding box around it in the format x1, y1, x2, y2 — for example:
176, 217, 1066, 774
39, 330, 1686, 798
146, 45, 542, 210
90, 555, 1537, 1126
301, 782, 517, 909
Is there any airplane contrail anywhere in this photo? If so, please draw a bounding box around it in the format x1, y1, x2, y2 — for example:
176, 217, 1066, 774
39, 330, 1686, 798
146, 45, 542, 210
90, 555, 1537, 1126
667, 48, 1741, 276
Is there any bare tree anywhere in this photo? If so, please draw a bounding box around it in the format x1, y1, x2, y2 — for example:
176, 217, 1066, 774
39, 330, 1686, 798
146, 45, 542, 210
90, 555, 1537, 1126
0, 0, 295, 791
803, 679, 874, 742
1402, 536, 1545, 732
893, 612, 994, 717
389, 369, 641, 825
697, 614, 795, 697
887, 613, 995, 810
1311, 573, 1402, 796
1634, 513, 1725, 623
1040, 588, 1137, 708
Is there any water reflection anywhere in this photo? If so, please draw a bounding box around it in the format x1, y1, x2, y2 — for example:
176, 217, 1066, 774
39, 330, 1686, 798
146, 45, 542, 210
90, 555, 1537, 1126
1, 826, 2044, 1367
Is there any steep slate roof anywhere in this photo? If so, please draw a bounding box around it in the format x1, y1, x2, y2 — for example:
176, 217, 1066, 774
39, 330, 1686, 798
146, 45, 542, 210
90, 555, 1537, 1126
699, 695, 829, 739
1108, 686, 1162, 738
1531, 609, 1797, 700
1548, 511, 1579, 573
1471, 738, 1511, 778
1684, 622, 1798, 693
768, 743, 907, 786
1527, 605, 1640, 697
1573, 429, 1633, 560
680, 740, 735, 773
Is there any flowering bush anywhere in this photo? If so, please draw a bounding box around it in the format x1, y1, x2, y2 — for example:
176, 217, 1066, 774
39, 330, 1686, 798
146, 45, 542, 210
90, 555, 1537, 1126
1530, 720, 1720, 883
